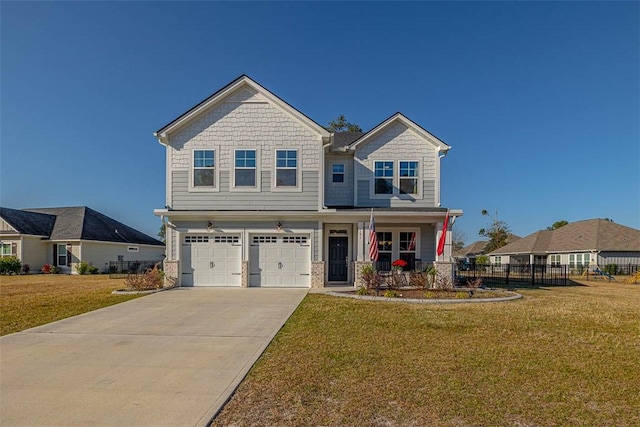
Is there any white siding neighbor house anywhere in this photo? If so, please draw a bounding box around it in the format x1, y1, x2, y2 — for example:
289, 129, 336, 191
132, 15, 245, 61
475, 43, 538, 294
0, 206, 164, 273
154, 75, 463, 288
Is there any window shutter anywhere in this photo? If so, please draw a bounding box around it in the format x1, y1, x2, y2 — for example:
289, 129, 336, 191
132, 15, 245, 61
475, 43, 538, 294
53, 244, 58, 267
67, 246, 72, 266
11, 242, 17, 257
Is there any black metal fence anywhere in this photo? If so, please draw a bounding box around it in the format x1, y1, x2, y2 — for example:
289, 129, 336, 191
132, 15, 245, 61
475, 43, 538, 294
108, 260, 163, 279
457, 264, 568, 286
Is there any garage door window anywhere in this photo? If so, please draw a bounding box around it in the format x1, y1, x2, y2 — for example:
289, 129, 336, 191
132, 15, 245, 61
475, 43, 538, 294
283, 236, 308, 244
214, 236, 239, 243
253, 236, 278, 243
185, 236, 209, 243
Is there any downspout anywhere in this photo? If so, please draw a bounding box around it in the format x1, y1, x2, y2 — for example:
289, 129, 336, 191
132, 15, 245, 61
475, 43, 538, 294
437, 149, 448, 207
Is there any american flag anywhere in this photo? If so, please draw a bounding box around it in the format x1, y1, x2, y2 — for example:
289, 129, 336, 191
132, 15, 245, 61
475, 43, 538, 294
408, 232, 416, 251
369, 209, 379, 262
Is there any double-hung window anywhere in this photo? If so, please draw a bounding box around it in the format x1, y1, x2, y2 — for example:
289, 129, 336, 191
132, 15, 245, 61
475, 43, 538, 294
193, 150, 215, 187
399, 161, 419, 195
57, 244, 67, 266
374, 161, 394, 194
332, 164, 345, 183
0, 243, 12, 257
235, 149, 256, 187
275, 150, 297, 187
399, 232, 417, 270
376, 231, 393, 270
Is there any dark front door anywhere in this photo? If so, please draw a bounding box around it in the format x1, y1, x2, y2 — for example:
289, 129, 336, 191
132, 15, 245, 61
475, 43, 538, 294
328, 236, 348, 282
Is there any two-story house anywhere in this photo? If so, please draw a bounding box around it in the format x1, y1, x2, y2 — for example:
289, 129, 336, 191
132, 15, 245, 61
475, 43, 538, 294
153, 75, 462, 288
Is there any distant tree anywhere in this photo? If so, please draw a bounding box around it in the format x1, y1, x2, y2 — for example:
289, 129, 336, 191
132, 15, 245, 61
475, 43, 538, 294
602, 218, 614, 222
158, 223, 166, 243
478, 209, 511, 252
327, 114, 362, 132
547, 220, 568, 230
452, 229, 466, 253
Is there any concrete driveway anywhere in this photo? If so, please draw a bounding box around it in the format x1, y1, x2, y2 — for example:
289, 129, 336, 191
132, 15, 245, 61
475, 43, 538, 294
0, 287, 307, 427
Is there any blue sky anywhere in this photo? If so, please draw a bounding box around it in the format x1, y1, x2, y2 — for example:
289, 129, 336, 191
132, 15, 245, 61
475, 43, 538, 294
1, 1, 638, 244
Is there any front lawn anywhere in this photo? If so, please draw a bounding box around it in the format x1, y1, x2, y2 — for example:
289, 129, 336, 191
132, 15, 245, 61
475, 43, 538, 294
0, 274, 142, 336
213, 281, 640, 426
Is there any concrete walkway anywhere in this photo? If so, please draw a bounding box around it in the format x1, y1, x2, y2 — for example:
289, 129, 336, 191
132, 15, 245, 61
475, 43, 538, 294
0, 287, 307, 427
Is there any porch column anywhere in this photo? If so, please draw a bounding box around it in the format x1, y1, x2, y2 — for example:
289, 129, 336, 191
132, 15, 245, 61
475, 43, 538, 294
356, 221, 365, 262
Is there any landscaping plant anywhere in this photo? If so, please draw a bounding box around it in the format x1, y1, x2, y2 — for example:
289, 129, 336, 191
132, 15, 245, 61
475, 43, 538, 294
0, 256, 22, 275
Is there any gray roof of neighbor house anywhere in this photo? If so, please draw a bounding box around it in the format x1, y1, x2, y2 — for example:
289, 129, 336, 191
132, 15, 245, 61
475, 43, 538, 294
0, 207, 56, 236
1, 206, 163, 246
489, 219, 640, 255
454, 240, 489, 258
332, 132, 365, 149
454, 234, 521, 258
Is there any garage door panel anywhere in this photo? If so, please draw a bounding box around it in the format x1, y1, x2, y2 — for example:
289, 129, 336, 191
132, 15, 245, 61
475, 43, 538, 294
250, 234, 310, 288
184, 235, 241, 287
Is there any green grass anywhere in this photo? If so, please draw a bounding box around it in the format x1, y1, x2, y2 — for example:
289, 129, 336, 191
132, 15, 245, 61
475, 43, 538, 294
0, 274, 142, 336
213, 281, 640, 426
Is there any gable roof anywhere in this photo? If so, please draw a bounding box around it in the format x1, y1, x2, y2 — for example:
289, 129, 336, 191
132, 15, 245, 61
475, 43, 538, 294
0, 207, 56, 236
154, 74, 331, 143
331, 132, 365, 150
454, 240, 489, 258
348, 112, 451, 152
1, 206, 163, 246
490, 219, 640, 255
454, 234, 522, 258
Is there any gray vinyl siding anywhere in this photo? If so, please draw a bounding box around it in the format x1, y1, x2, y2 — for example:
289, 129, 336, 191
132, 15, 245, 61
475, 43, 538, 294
420, 223, 436, 263
324, 154, 354, 206
597, 252, 640, 266
171, 170, 319, 210
357, 180, 436, 208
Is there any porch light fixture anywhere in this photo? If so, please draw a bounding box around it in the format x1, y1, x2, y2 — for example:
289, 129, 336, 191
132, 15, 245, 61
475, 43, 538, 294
207, 221, 213, 231
276, 221, 283, 231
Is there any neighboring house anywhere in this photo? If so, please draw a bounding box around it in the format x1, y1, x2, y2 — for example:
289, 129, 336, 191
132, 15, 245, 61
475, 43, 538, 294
0, 206, 165, 273
154, 75, 463, 288
454, 234, 521, 265
488, 219, 640, 270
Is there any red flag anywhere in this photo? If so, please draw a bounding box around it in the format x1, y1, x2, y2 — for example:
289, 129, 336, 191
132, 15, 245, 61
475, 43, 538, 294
436, 211, 450, 257
369, 209, 379, 262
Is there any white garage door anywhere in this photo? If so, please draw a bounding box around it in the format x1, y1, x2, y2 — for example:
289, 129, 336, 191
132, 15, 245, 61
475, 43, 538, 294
182, 235, 242, 286
249, 235, 310, 288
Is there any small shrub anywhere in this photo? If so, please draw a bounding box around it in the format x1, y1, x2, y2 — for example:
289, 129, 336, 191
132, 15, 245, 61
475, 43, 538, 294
383, 290, 399, 298
124, 263, 164, 291
75, 261, 100, 275
0, 257, 22, 275
355, 286, 368, 296
50, 266, 60, 274
21, 264, 30, 275
41, 263, 52, 274
424, 290, 437, 299
360, 263, 382, 291
466, 277, 483, 289
455, 292, 471, 299
409, 271, 428, 289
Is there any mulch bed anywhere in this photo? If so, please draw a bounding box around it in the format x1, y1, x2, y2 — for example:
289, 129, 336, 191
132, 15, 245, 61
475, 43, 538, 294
352, 288, 512, 299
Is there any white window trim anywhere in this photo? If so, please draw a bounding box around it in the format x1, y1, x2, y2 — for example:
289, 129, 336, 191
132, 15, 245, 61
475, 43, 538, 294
398, 159, 422, 199
231, 148, 261, 192
375, 228, 422, 263
369, 159, 423, 200
331, 163, 346, 185
189, 148, 220, 192
57, 243, 67, 266
371, 160, 395, 199
272, 148, 302, 192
